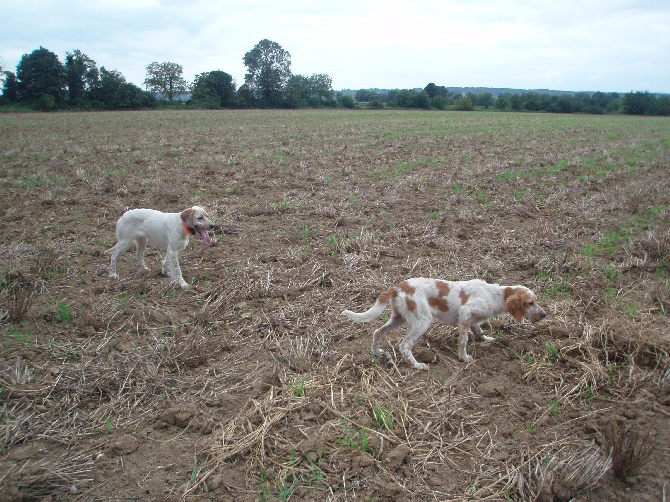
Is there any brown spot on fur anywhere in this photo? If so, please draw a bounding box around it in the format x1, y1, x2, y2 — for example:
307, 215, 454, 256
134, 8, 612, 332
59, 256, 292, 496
397, 280, 416, 296
428, 296, 449, 312
180, 208, 194, 223
503, 287, 519, 300
434, 280, 450, 297
378, 287, 398, 304
406, 298, 417, 312
505, 289, 525, 321
459, 289, 470, 305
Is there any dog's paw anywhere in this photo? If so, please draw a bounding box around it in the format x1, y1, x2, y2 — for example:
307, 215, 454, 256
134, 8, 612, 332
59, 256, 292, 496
460, 354, 474, 364
179, 281, 190, 290
109, 272, 119, 280
413, 362, 429, 371
482, 335, 496, 342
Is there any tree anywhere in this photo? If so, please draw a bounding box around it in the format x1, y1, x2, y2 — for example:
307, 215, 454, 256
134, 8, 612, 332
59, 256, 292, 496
476, 92, 493, 109
16, 46, 65, 105
191, 70, 236, 108
243, 39, 291, 107
309, 74, 335, 105
144, 62, 189, 102
621, 91, 663, 115
424, 82, 438, 98
495, 94, 510, 110
92, 68, 155, 109
65, 50, 99, 104
394, 89, 430, 109
285, 74, 312, 108
454, 95, 474, 111
337, 93, 355, 109
431, 95, 448, 110
1, 71, 19, 103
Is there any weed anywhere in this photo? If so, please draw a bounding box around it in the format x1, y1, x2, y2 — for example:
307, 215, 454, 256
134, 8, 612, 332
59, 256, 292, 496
548, 399, 560, 417
395, 160, 413, 174
603, 265, 621, 281
450, 182, 464, 194
509, 348, 534, 365
600, 229, 629, 255
544, 341, 559, 362
547, 159, 569, 173
7, 323, 33, 345
581, 385, 595, 410
54, 301, 73, 322
304, 456, 325, 488
271, 199, 298, 213
190, 455, 200, 483
495, 169, 524, 181
275, 476, 295, 501
336, 424, 373, 454
372, 403, 394, 431
300, 226, 317, 240
119, 292, 129, 311
293, 378, 306, 397
21, 174, 43, 187
580, 243, 598, 259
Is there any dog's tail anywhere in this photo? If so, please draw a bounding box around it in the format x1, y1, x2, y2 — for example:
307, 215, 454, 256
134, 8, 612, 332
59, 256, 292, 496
341, 288, 395, 323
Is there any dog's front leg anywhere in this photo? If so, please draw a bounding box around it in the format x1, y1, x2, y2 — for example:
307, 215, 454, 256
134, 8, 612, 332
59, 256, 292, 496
165, 250, 189, 289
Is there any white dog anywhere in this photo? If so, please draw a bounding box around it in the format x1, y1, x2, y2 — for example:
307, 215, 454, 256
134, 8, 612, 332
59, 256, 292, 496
108, 206, 215, 289
342, 278, 547, 370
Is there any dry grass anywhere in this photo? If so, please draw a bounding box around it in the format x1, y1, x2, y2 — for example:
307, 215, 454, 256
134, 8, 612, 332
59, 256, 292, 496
0, 449, 94, 499
0, 110, 668, 500
604, 421, 656, 482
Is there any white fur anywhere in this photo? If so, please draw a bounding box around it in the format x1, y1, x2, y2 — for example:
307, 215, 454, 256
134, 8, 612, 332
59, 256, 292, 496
342, 278, 547, 370
108, 206, 215, 289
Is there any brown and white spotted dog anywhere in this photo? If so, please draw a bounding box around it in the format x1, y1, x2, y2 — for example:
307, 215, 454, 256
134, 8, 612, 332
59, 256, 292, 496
342, 278, 547, 370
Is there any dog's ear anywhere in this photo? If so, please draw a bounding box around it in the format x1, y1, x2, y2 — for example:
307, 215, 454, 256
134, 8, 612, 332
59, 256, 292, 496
505, 293, 525, 322
180, 208, 195, 225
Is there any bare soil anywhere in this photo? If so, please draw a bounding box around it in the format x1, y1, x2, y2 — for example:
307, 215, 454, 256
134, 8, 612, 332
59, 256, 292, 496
0, 110, 668, 501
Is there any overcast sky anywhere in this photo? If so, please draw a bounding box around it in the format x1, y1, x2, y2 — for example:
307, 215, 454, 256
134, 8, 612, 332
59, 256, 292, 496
2, 0, 669, 93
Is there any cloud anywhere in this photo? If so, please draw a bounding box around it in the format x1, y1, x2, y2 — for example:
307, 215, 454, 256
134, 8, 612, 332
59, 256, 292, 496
1, 0, 668, 93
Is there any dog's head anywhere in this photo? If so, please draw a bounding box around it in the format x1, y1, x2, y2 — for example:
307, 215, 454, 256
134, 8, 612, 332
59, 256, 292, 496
181, 206, 216, 245
504, 286, 547, 323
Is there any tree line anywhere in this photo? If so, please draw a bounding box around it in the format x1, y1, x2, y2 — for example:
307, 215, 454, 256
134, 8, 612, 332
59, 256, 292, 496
353, 86, 670, 116
1, 40, 668, 115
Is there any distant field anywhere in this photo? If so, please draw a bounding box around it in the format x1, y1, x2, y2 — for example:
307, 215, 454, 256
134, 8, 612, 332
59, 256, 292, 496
0, 109, 668, 500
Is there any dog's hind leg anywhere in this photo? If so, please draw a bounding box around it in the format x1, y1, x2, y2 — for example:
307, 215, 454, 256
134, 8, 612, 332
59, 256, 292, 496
109, 240, 133, 279
135, 237, 150, 273
399, 319, 431, 370
371, 314, 404, 358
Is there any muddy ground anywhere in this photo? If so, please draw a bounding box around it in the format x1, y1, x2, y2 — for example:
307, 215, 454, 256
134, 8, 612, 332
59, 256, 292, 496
0, 110, 668, 501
